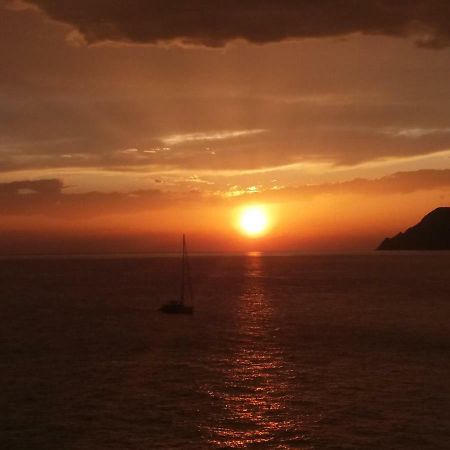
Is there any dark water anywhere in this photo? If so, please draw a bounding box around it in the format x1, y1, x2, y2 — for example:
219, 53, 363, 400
1, 253, 450, 449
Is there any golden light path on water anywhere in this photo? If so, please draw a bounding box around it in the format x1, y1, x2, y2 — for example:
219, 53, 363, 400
202, 254, 309, 448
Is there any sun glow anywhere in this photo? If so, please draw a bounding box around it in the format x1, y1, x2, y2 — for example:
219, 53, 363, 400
239, 205, 269, 237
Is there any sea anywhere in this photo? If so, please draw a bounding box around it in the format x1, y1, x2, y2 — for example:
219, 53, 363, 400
1, 253, 449, 449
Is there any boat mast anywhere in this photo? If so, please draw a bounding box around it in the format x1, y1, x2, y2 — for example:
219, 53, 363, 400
185, 236, 193, 305
180, 234, 185, 304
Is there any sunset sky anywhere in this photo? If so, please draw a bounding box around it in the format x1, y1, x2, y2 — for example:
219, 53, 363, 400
1, 0, 449, 253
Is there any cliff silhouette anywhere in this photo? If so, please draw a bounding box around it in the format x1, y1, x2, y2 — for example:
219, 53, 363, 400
377, 207, 450, 250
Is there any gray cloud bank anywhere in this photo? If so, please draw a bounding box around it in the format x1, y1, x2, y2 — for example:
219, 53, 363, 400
23, 0, 450, 48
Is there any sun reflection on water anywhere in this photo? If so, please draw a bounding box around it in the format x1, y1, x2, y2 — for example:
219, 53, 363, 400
203, 254, 308, 448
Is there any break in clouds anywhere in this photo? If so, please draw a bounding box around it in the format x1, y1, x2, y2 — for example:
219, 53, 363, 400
20, 0, 450, 48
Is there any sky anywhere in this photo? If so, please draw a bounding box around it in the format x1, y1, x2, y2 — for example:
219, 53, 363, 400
0, 0, 449, 253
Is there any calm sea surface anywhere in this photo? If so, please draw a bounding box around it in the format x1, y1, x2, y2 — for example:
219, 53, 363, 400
1, 253, 449, 449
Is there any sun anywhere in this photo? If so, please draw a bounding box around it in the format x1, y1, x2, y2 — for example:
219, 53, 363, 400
239, 205, 269, 237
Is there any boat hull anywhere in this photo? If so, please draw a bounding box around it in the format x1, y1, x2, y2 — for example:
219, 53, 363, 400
159, 303, 194, 315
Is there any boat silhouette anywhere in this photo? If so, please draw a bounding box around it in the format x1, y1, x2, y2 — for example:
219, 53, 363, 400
159, 234, 194, 314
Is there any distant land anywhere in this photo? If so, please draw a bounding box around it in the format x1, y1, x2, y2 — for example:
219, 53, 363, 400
377, 207, 450, 250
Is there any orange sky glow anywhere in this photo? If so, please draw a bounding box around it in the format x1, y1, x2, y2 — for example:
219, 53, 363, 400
0, 1, 449, 253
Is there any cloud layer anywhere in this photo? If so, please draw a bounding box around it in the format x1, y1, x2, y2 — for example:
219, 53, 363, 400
2, 4, 450, 177
1, 169, 448, 218
24, 0, 450, 48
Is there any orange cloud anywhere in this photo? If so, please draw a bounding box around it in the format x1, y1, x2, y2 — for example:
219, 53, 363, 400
1, 169, 448, 219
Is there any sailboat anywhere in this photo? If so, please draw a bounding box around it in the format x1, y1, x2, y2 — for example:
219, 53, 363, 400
159, 234, 194, 314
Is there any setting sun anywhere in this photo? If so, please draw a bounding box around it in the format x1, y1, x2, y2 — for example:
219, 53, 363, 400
239, 206, 269, 237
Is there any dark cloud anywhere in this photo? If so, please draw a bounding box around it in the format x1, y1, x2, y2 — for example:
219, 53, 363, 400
23, 0, 450, 48
0, 178, 201, 217
0, 178, 63, 195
